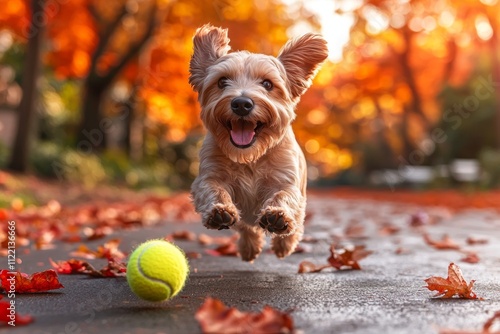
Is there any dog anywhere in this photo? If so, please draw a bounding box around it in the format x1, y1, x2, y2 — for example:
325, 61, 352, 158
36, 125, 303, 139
189, 24, 328, 262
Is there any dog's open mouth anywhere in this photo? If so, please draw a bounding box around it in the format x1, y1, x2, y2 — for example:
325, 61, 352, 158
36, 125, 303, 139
227, 119, 264, 149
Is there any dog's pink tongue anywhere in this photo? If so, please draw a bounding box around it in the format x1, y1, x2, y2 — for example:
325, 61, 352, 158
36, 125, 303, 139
230, 120, 255, 146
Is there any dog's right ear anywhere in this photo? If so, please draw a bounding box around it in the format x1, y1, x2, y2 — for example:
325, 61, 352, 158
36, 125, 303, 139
189, 24, 231, 92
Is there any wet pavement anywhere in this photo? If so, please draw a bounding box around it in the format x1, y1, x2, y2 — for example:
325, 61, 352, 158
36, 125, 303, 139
3, 194, 500, 334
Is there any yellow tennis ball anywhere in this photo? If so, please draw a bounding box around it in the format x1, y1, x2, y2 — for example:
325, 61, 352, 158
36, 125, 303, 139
127, 239, 189, 302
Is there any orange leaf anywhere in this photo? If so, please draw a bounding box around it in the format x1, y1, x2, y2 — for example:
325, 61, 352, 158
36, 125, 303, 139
298, 261, 330, 274
195, 297, 294, 334
423, 233, 461, 250
424, 263, 480, 299
327, 244, 373, 270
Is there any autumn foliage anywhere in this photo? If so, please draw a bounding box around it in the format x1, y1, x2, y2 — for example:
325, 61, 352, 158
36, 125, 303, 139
424, 263, 480, 299
195, 297, 294, 334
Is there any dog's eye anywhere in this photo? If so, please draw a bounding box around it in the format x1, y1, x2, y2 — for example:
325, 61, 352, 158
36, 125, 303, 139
218, 77, 229, 89
262, 79, 273, 91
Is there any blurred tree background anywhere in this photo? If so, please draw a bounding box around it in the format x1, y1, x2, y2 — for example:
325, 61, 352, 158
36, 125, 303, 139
0, 0, 499, 191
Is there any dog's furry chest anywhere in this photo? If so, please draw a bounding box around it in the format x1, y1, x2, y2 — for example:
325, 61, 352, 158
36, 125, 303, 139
229, 164, 268, 222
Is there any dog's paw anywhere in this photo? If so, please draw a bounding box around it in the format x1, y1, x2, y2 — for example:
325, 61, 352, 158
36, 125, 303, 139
272, 235, 299, 259
203, 204, 238, 230
258, 207, 293, 235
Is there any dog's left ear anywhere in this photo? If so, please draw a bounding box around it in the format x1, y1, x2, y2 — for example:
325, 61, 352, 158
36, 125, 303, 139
278, 34, 328, 99
189, 24, 231, 92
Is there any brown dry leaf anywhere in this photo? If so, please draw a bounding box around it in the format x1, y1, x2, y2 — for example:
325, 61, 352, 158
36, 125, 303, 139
423, 233, 461, 250
297, 261, 330, 274
439, 310, 500, 334
466, 237, 488, 246
327, 245, 373, 270
195, 297, 294, 334
424, 263, 480, 299
205, 243, 239, 257
198, 233, 238, 246
165, 230, 197, 241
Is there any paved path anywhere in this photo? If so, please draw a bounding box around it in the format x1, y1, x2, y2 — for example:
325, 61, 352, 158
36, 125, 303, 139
3, 194, 500, 333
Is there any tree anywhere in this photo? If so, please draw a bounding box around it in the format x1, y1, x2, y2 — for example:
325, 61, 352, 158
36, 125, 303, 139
8, 0, 45, 172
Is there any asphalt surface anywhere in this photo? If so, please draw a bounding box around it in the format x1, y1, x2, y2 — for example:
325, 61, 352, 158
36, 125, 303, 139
3, 194, 500, 334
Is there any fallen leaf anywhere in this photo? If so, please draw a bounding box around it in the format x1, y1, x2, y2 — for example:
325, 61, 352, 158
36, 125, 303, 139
195, 297, 294, 334
70, 239, 126, 261
198, 233, 238, 246
49, 258, 89, 274
327, 244, 373, 270
466, 237, 488, 246
423, 233, 461, 250
0, 295, 33, 325
460, 252, 480, 264
165, 230, 196, 242
0, 269, 63, 293
297, 261, 330, 274
424, 263, 480, 299
205, 243, 239, 257
50, 258, 126, 277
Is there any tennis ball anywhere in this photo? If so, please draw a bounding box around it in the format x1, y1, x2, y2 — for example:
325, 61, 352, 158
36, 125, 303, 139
127, 239, 189, 302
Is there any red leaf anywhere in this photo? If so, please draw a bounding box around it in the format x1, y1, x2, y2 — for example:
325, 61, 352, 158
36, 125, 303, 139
195, 297, 294, 334
50, 258, 126, 277
50, 258, 89, 274
424, 263, 480, 299
205, 243, 239, 257
327, 244, 373, 270
0, 269, 63, 293
0, 295, 34, 326
423, 233, 461, 250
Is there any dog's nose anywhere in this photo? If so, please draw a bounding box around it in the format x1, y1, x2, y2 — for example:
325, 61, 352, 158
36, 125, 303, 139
231, 97, 254, 116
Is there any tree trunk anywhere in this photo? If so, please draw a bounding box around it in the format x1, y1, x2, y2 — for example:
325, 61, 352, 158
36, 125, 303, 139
76, 0, 160, 152
399, 26, 429, 132
76, 83, 106, 151
8, 0, 45, 172
491, 30, 500, 150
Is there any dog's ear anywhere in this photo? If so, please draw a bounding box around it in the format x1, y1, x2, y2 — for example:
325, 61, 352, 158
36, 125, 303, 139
278, 34, 328, 99
189, 24, 231, 92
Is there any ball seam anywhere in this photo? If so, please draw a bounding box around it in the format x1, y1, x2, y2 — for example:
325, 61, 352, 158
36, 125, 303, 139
136, 243, 174, 297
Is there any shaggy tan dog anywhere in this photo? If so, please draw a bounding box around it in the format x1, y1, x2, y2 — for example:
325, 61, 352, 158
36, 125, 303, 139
189, 24, 328, 262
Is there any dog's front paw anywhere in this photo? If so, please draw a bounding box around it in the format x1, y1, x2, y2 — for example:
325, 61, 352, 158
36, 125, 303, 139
258, 207, 293, 235
203, 204, 239, 230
